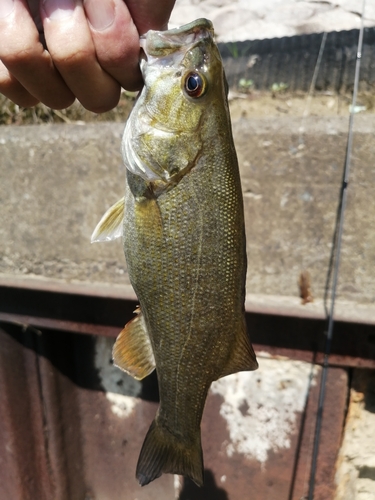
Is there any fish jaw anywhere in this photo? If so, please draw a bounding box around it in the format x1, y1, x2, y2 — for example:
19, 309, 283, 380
139, 18, 214, 67
121, 18, 225, 188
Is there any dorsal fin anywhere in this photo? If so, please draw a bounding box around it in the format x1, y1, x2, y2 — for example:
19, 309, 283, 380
91, 197, 125, 243
113, 308, 156, 380
218, 317, 258, 379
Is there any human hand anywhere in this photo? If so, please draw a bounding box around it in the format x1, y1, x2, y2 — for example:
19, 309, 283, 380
0, 0, 176, 112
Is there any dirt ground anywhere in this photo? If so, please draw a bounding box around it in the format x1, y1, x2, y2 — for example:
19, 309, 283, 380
228, 91, 375, 120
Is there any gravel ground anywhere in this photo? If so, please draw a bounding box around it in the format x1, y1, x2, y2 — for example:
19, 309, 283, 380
170, 0, 375, 41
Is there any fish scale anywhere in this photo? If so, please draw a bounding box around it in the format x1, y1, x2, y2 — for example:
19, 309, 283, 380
124, 140, 252, 479
92, 18, 258, 487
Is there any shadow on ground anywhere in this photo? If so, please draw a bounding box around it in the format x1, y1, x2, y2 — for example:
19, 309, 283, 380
179, 469, 228, 500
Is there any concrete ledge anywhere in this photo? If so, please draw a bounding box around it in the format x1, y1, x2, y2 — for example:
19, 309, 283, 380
1, 117, 375, 307
1, 274, 375, 327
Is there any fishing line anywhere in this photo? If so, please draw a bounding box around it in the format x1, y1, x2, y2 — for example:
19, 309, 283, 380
307, 1, 367, 498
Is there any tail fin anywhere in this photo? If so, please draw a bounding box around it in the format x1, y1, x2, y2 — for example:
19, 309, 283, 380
136, 419, 204, 487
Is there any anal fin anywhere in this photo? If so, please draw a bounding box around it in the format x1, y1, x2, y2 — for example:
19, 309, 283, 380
113, 308, 156, 380
218, 317, 258, 379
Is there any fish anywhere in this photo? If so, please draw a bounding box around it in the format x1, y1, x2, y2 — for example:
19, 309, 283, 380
91, 18, 258, 487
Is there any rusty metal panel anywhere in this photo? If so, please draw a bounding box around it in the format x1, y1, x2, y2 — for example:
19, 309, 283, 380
291, 367, 348, 500
197, 365, 348, 500
0, 278, 368, 499
334, 369, 375, 499
76, 336, 175, 499
0, 323, 175, 500
0, 324, 56, 500
0, 322, 349, 499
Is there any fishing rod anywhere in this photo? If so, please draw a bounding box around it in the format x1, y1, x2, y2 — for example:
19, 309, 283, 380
307, 0, 367, 498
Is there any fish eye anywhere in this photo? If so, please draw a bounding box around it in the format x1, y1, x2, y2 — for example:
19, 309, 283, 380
183, 72, 206, 98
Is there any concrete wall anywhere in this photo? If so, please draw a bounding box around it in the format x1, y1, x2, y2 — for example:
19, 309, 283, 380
1, 116, 375, 308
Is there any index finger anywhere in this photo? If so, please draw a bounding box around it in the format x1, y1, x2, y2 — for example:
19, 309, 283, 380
83, 0, 177, 92
83, 0, 142, 91
41, 0, 121, 112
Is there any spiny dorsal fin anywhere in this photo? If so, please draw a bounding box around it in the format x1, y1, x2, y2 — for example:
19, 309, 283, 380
218, 317, 258, 379
112, 308, 156, 380
91, 197, 125, 243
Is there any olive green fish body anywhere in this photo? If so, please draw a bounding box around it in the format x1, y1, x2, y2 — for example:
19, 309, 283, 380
124, 134, 246, 421
92, 18, 257, 487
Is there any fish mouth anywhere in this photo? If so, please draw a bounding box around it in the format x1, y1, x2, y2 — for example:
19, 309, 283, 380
140, 18, 214, 65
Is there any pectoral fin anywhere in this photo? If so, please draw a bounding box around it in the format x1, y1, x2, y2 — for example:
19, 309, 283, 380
113, 308, 156, 380
218, 318, 258, 379
134, 197, 163, 237
126, 169, 163, 237
91, 197, 125, 243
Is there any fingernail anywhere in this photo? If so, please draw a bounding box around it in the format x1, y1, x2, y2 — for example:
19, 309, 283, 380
0, 0, 14, 19
84, 0, 115, 31
43, 0, 76, 20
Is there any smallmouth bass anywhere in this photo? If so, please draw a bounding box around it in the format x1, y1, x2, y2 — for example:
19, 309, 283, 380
92, 18, 258, 487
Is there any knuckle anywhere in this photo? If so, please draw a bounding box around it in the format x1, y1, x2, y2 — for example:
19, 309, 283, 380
1, 45, 38, 68
51, 47, 93, 70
